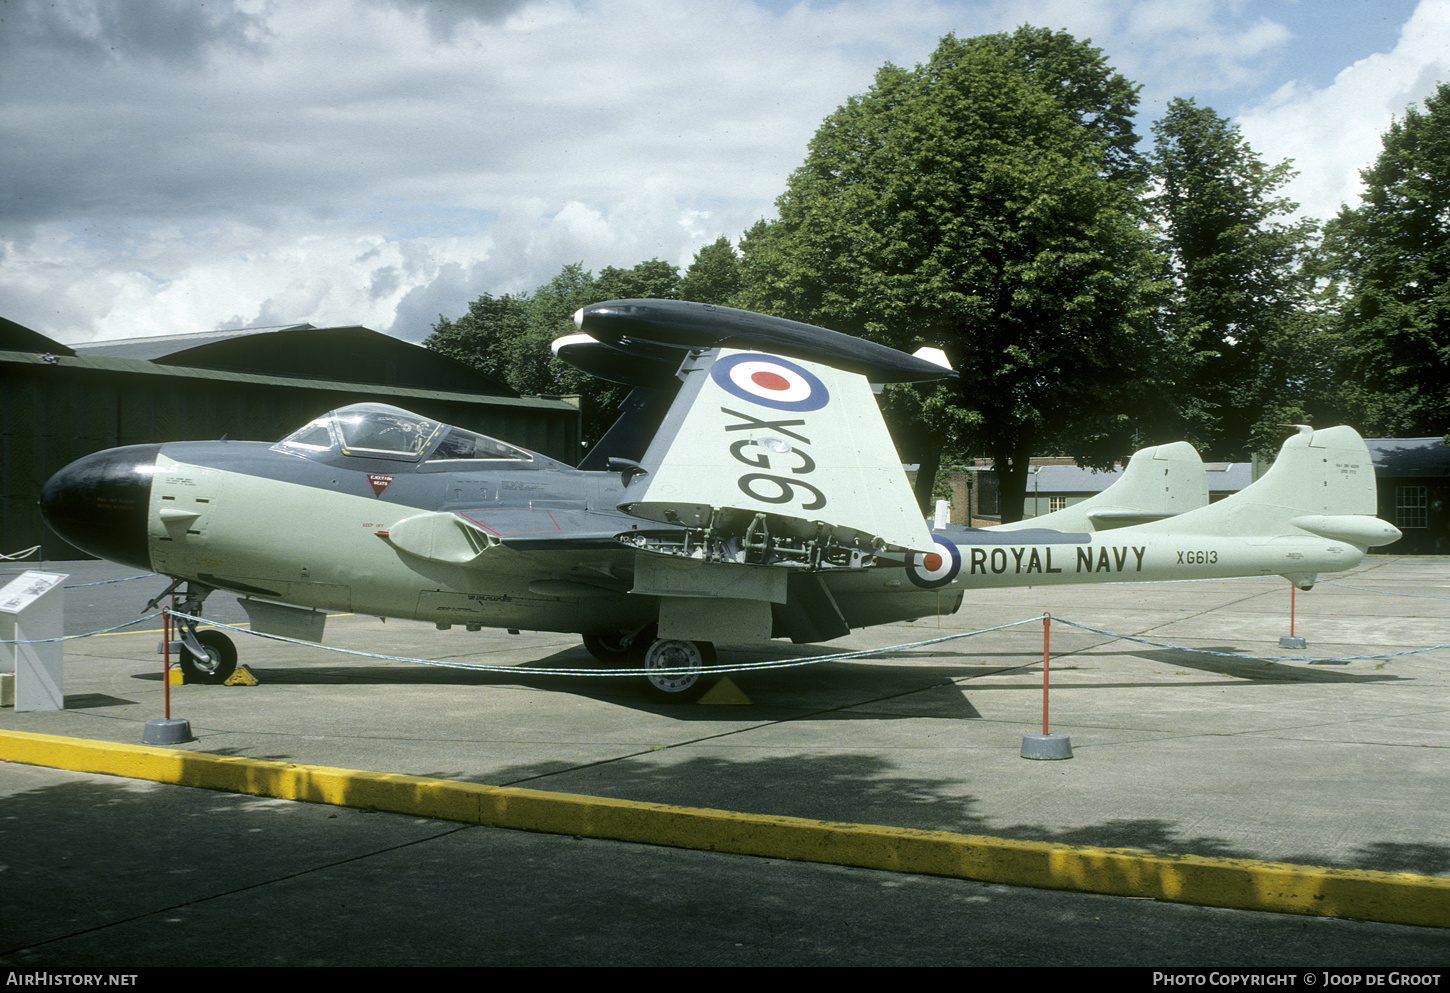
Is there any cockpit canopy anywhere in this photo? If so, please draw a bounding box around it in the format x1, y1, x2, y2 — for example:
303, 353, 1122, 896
274, 403, 533, 464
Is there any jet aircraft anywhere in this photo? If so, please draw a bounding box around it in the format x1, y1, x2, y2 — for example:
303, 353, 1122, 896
40, 299, 1402, 701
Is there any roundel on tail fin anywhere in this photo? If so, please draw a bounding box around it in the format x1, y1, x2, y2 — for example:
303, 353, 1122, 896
710, 353, 830, 412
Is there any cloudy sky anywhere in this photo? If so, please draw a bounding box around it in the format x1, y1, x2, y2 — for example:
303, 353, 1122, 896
2, 0, 1446, 346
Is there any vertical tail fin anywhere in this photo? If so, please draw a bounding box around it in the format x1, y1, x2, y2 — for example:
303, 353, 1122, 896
1144, 426, 1400, 546
991, 441, 1208, 533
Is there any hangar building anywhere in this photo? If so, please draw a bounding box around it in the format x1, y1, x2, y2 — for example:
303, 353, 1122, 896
1366, 437, 1450, 554
1, 316, 580, 559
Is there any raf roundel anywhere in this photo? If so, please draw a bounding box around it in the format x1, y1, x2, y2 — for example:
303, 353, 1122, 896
906, 539, 962, 589
710, 353, 830, 412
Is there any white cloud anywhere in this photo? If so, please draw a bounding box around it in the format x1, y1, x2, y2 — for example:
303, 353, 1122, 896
2, 0, 958, 342
0, 0, 1439, 344
1236, 0, 1450, 222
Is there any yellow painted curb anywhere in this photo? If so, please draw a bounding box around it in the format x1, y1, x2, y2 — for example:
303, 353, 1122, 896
3, 728, 1447, 928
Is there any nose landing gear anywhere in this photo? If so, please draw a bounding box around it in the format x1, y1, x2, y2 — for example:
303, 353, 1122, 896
178, 627, 237, 684
150, 580, 238, 685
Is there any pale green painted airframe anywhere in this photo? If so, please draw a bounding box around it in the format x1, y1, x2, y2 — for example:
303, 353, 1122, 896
42, 340, 1401, 700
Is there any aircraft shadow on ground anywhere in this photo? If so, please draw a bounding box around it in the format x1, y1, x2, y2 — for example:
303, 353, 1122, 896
1111, 647, 1403, 683
123, 641, 1015, 717
881, 646, 1405, 685
117, 636, 1406, 731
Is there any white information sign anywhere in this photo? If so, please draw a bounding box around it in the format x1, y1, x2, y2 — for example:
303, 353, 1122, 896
0, 571, 68, 711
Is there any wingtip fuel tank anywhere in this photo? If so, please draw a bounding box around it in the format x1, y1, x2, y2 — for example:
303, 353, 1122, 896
570, 298, 956, 384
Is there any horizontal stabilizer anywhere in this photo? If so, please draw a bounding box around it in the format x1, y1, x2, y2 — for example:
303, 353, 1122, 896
1290, 514, 1402, 546
552, 332, 683, 388
1085, 510, 1179, 527
911, 346, 952, 372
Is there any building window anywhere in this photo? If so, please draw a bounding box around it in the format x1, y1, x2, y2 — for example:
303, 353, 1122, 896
1396, 486, 1428, 529
1048, 496, 1068, 513
977, 473, 999, 516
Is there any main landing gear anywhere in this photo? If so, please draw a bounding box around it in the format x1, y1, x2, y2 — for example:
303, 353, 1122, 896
639, 638, 716, 704
148, 580, 237, 685
582, 627, 717, 703
581, 632, 632, 665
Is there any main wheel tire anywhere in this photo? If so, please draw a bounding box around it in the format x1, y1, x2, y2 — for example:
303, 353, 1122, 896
581, 632, 632, 666
179, 629, 237, 684
639, 639, 716, 704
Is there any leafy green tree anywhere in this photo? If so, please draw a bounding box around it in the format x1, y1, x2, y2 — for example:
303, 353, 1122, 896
1149, 98, 1326, 459
427, 258, 690, 459
733, 218, 793, 315
593, 257, 681, 302
423, 291, 532, 388
1325, 82, 1450, 438
679, 236, 742, 305
975, 25, 1146, 189
738, 29, 1164, 521
517, 262, 599, 397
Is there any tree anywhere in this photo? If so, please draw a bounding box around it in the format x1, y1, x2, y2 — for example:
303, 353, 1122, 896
1149, 98, 1325, 459
423, 291, 532, 387
679, 236, 742, 305
593, 257, 681, 302
1325, 82, 1450, 438
975, 25, 1146, 189
519, 262, 601, 397
738, 28, 1164, 521
426, 258, 688, 458
537, 259, 683, 449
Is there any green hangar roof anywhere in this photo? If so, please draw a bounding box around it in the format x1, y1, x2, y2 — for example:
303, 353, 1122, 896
68, 322, 519, 397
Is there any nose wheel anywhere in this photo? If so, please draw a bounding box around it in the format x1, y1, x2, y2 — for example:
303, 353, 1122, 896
179, 628, 237, 684
158, 581, 239, 685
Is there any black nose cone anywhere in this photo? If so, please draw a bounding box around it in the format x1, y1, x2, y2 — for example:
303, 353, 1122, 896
41, 445, 161, 570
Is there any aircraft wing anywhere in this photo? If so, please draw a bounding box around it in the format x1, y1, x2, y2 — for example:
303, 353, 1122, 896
616, 347, 933, 553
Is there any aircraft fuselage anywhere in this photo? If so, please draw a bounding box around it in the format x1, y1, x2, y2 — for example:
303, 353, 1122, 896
43, 429, 1380, 644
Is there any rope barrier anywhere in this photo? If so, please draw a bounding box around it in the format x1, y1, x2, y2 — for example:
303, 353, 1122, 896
6, 606, 1446, 668
0, 613, 164, 645
157, 610, 1049, 677
140, 609, 1448, 675
1322, 580, 1450, 600
1049, 616, 1450, 664
4, 572, 1446, 669
64, 573, 158, 589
